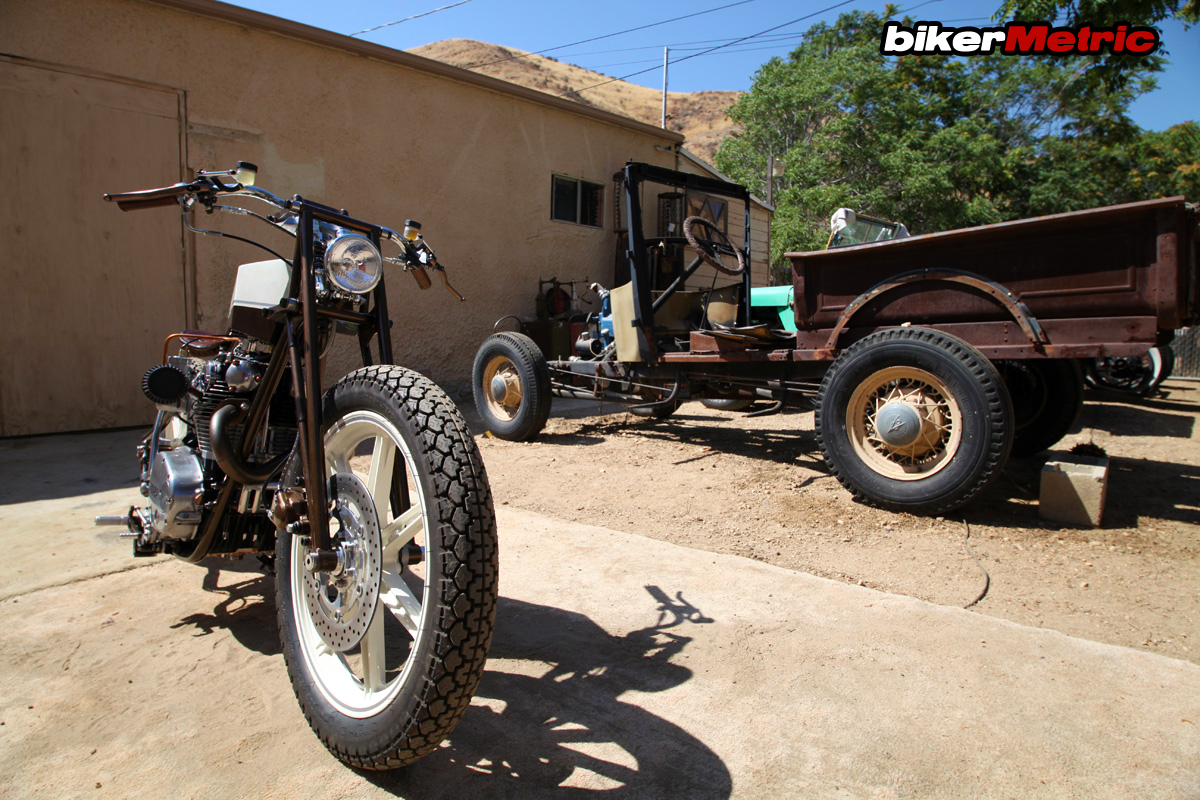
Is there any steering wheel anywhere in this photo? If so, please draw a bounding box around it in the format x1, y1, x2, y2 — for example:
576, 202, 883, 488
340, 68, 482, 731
683, 216, 747, 276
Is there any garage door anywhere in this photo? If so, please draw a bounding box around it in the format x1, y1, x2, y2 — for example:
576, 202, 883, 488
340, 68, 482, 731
0, 59, 186, 436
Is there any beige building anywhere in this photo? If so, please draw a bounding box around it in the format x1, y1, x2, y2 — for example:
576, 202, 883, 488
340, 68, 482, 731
0, 0, 769, 435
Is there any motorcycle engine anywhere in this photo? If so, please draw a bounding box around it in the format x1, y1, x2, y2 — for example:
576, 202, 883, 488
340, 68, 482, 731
136, 348, 296, 552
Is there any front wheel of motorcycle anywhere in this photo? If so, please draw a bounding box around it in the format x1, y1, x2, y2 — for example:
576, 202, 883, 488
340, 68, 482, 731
276, 365, 498, 770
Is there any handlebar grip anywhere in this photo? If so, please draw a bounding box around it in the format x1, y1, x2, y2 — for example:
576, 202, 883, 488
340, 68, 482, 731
409, 266, 433, 290
103, 182, 191, 212
110, 195, 183, 212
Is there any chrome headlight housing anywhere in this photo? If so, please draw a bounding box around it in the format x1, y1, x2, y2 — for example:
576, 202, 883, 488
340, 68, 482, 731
325, 234, 383, 294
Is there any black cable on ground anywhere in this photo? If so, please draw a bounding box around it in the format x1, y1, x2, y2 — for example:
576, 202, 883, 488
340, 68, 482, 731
961, 519, 990, 609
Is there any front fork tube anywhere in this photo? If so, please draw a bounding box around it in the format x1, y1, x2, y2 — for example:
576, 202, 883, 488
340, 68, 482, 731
286, 212, 406, 568
286, 319, 333, 565
370, 278, 413, 518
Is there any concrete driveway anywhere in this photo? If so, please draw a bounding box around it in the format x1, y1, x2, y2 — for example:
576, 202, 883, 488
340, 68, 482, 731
1, 430, 1198, 799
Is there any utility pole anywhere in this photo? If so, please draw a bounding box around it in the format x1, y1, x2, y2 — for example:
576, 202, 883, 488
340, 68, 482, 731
766, 153, 775, 206
661, 46, 669, 129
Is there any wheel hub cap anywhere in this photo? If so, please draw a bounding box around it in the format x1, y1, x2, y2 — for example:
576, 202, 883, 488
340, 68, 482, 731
875, 401, 922, 447
303, 472, 382, 652
490, 374, 510, 403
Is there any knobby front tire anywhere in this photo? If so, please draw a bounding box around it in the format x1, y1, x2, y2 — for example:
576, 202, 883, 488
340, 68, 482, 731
277, 365, 498, 770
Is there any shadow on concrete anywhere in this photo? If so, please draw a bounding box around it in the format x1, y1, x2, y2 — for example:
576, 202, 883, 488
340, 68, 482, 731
166, 563, 730, 796
371, 587, 732, 798
0, 428, 143, 504
171, 561, 280, 656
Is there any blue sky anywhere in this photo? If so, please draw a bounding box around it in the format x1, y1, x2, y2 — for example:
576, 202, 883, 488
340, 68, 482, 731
224, 0, 1199, 131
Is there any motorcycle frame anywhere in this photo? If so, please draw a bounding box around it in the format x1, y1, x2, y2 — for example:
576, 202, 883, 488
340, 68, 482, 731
182, 196, 402, 563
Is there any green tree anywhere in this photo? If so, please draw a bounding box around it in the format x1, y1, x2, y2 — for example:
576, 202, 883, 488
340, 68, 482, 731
998, 0, 1199, 23
715, 8, 1195, 264
997, 0, 1198, 95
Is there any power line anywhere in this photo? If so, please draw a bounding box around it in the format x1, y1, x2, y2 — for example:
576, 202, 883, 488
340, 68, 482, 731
556, 30, 816, 59
560, 0, 856, 99
579, 35, 813, 64
350, 0, 475, 37
462, 0, 763, 70
582, 41, 798, 70
561, 13, 996, 82
551, 14, 993, 60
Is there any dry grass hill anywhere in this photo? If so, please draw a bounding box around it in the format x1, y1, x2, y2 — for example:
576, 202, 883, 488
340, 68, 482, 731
409, 39, 740, 164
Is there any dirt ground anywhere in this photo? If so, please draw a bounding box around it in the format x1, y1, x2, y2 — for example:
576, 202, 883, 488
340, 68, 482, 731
473, 380, 1200, 664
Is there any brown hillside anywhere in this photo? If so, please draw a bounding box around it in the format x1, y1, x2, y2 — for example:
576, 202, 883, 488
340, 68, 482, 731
409, 38, 740, 164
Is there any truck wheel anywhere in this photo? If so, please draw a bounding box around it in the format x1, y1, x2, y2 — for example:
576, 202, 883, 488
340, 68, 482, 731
628, 399, 681, 418
997, 359, 1083, 457
816, 328, 1013, 515
473, 332, 551, 441
628, 380, 681, 418
1084, 346, 1174, 397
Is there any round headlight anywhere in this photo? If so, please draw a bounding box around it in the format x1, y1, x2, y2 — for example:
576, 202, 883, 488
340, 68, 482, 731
325, 234, 383, 294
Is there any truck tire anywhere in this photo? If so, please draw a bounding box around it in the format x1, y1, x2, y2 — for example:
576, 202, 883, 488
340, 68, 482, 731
473, 332, 551, 441
1084, 345, 1174, 397
628, 398, 681, 418
998, 359, 1083, 457
816, 328, 1013, 515
626, 378, 682, 418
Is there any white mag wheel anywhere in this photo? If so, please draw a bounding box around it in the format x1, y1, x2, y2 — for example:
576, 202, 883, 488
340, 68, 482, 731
277, 366, 497, 770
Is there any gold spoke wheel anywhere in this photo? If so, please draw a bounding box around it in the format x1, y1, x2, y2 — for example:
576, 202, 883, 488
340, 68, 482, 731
482, 354, 525, 422
847, 366, 962, 480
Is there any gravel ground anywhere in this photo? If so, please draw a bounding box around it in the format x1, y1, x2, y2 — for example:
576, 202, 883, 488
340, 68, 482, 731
472, 381, 1200, 663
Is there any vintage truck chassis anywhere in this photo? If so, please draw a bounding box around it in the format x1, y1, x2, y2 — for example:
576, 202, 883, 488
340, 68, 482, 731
473, 163, 1198, 514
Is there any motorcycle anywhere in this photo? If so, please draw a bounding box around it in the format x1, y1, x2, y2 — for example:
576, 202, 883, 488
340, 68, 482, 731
95, 162, 498, 770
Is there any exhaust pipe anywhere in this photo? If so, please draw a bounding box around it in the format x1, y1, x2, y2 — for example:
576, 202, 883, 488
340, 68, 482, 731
209, 402, 289, 486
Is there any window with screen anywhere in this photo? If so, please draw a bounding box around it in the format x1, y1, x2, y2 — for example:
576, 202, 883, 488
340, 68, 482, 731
687, 193, 728, 233
551, 175, 604, 227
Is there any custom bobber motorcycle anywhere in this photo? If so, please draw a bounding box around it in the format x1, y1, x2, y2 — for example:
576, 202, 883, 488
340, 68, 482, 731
96, 162, 497, 770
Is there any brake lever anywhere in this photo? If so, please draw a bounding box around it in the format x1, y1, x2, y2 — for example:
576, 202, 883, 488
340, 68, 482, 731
437, 269, 466, 302
414, 241, 466, 302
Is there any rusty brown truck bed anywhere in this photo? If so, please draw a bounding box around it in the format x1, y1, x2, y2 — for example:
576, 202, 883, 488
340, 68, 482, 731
786, 196, 1200, 361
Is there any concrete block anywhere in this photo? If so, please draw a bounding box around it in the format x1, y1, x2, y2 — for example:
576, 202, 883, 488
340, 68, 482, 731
1039, 454, 1109, 527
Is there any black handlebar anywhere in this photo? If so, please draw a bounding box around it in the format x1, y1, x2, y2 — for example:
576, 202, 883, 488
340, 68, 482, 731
102, 169, 462, 296
103, 182, 194, 212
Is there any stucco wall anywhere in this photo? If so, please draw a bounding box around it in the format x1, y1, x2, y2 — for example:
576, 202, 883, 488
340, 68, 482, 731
1, 0, 683, 407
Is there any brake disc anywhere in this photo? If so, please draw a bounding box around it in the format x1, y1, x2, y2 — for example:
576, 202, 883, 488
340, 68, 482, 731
303, 472, 382, 652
